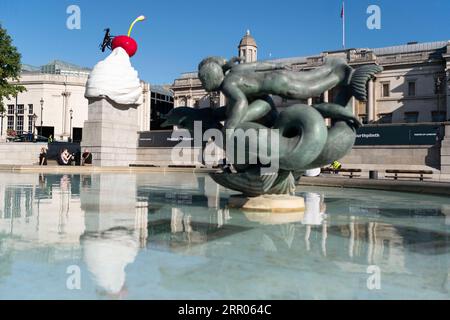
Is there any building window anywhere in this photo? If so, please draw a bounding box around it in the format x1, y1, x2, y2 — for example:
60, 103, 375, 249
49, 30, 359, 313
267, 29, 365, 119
28, 104, 33, 114
378, 113, 392, 124
17, 105, 24, 115
16, 116, 24, 133
431, 111, 446, 122
7, 105, 14, 115
382, 83, 390, 97
28, 115, 34, 132
408, 81, 416, 97
404, 112, 419, 123
7, 116, 14, 130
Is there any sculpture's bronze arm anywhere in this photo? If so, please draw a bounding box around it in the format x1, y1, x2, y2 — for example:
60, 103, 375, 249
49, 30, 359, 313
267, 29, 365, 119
222, 82, 249, 133
233, 61, 292, 73
223, 57, 244, 72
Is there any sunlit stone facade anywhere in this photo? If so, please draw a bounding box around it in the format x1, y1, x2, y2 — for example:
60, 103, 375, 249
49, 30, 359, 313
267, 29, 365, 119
172, 33, 450, 124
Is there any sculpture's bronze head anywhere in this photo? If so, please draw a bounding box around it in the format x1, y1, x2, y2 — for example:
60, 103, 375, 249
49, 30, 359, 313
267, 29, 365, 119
198, 57, 227, 92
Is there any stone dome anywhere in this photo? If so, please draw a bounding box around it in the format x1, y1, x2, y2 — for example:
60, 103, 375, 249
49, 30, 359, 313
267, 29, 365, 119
239, 30, 257, 48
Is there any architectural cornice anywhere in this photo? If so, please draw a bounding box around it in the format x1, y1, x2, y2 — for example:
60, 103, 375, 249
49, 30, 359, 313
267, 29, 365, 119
10, 80, 87, 87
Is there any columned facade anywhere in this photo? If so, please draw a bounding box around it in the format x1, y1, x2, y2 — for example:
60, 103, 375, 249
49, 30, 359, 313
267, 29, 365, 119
61, 91, 71, 139
172, 38, 449, 125
367, 79, 375, 122
2, 73, 87, 141
323, 91, 329, 103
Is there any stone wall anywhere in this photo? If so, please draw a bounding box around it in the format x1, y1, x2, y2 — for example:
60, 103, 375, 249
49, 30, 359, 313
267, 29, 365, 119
340, 144, 440, 172
440, 125, 450, 174
134, 142, 442, 172
0, 143, 47, 165
135, 147, 203, 167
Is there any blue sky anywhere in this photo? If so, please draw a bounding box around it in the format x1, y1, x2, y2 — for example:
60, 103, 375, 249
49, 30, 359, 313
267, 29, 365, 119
0, 0, 449, 84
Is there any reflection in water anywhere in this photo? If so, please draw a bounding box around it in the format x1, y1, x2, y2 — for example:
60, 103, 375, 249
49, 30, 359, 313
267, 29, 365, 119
79, 174, 147, 298
303, 192, 325, 226
81, 228, 138, 298
0, 174, 84, 248
0, 173, 449, 299
302, 192, 326, 254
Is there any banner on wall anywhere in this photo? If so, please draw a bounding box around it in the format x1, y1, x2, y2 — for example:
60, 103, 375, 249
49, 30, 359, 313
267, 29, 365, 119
138, 125, 445, 148
355, 124, 444, 146
138, 130, 194, 148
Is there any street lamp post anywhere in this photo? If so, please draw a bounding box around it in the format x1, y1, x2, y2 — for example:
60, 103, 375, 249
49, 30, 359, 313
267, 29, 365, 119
0, 111, 5, 136
32, 113, 38, 140
69, 108, 73, 142
39, 98, 44, 136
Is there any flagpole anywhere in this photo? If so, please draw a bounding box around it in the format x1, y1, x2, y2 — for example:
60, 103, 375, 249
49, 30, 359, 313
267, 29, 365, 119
342, 1, 346, 49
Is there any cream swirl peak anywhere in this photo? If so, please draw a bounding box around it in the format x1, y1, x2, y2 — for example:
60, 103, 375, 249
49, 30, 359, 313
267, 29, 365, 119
85, 47, 143, 105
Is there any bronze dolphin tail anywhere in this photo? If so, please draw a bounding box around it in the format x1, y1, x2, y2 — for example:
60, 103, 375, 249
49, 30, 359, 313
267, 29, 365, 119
350, 64, 383, 101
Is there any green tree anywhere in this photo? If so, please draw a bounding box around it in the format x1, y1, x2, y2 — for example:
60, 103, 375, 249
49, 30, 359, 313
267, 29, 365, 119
0, 23, 26, 113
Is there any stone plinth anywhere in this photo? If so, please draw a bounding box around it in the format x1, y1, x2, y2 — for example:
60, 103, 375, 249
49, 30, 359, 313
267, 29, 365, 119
441, 125, 450, 174
81, 98, 138, 167
229, 194, 305, 224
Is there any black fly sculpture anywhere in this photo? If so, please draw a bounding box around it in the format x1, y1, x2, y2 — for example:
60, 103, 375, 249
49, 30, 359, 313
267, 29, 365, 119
100, 28, 114, 52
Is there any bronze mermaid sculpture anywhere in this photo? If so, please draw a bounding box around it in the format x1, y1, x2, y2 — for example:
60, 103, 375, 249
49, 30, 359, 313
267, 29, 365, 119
163, 55, 382, 196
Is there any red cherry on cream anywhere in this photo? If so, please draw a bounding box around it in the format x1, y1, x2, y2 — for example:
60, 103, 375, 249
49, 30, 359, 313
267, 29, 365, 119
111, 36, 138, 57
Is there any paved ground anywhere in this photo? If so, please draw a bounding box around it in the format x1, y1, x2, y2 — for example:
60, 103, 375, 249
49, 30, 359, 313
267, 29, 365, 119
298, 175, 450, 196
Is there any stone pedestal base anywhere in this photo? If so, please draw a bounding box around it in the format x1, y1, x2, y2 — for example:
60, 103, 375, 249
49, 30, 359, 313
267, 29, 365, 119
81, 98, 138, 167
229, 194, 305, 225
441, 125, 450, 174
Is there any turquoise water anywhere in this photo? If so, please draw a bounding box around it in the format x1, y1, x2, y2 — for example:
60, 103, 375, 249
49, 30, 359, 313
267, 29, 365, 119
0, 172, 449, 300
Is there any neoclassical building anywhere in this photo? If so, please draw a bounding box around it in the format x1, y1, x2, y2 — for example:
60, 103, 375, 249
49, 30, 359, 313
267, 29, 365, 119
1, 63, 91, 142
172, 32, 450, 124
1, 60, 173, 141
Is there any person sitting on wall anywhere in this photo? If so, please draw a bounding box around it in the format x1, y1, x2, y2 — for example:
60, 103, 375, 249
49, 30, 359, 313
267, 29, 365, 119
82, 149, 93, 166
39, 147, 48, 166
59, 148, 74, 166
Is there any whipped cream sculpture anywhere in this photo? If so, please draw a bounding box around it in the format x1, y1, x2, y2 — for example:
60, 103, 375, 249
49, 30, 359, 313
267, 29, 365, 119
85, 16, 146, 105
